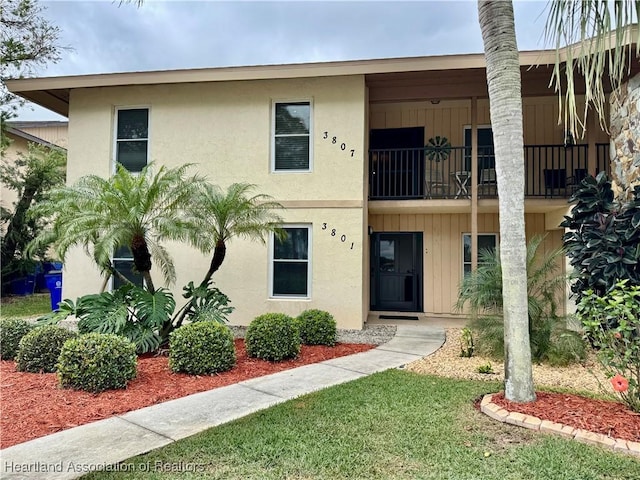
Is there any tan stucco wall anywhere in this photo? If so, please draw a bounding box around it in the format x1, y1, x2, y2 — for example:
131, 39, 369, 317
63, 75, 367, 329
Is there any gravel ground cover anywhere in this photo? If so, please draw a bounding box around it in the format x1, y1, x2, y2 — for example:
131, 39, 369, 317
405, 328, 611, 396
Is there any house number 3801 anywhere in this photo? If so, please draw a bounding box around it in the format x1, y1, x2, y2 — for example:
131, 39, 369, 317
321, 222, 354, 250
322, 131, 355, 157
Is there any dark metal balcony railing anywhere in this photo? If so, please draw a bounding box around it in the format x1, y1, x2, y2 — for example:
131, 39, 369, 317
369, 144, 608, 200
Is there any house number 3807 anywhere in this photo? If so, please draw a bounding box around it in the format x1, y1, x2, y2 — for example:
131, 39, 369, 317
322, 131, 355, 157
321, 223, 354, 250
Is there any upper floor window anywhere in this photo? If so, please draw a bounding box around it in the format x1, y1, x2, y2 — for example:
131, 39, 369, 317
270, 225, 311, 297
115, 108, 149, 172
462, 233, 498, 275
272, 101, 311, 172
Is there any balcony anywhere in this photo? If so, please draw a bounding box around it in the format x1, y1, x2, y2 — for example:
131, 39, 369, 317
369, 144, 610, 200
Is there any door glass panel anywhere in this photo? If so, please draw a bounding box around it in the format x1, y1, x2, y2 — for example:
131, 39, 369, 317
379, 240, 395, 272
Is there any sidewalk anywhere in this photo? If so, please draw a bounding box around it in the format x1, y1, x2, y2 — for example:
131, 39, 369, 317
0, 325, 445, 480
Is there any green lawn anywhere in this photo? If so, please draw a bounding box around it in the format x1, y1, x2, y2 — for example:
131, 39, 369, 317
84, 370, 639, 480
0, 293, 51, 319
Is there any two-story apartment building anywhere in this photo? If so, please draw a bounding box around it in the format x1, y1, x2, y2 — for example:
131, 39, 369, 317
6, 47, 627, 329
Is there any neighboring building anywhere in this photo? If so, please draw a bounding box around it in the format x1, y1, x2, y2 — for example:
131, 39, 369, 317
1, 121, 68, 225
6, 49, 634, 329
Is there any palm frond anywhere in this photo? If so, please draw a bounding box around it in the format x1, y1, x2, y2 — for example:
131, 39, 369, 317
26, 162, 208, 289
544, 0, 640, 138
196, 182, 284, 248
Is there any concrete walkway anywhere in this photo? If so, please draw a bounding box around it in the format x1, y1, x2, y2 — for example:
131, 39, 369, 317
0, 325, 445, 480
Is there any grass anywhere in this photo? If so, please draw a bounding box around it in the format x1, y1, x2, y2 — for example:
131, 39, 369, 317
0, 293, 51, 319
84, 370, 640, 480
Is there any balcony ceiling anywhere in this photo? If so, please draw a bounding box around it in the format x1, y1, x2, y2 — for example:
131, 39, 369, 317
366, 64, 622, 103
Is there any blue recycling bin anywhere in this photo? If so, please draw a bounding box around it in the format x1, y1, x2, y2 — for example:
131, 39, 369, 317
10, 275, 35, 296
44, 270, 63, 311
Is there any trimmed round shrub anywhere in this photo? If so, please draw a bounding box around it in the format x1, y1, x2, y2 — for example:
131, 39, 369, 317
57, 333, 137, 393
169, 322, 236, 375
0, 318, 34, 360
16, 325, 77, 373
245, 313, 300, 361
295, 309, 337, 346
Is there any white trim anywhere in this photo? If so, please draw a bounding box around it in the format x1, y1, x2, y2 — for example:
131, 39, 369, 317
270, 100, 313, 173
269, 224, 312, 299
112, 106, 151, 174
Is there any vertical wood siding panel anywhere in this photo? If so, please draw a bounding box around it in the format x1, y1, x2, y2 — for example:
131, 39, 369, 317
423, 214, 434, 313
370, 111, 386, 129
387, 110, 402, 128
432, 215, 443, 313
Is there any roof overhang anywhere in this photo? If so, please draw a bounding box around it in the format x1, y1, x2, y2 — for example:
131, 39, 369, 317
5, 127, 66, 151
5, 30, 638, 117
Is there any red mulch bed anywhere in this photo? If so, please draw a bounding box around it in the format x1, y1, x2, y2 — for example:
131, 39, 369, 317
0, 340, 374, 449
491, 391, 640, 442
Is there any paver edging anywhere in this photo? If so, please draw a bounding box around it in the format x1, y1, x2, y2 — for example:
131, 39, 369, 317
479, 394, 639, 458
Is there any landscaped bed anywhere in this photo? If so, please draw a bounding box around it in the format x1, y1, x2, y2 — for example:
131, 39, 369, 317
0, 339, 374, 449
406, 328, 640, 444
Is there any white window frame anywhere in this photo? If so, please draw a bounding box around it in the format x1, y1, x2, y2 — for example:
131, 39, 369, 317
462, 233, 498, 276
269, 224, 312, 298
271, 100, 313, 173
110, 107, 150, 290
113, 106, 151, 174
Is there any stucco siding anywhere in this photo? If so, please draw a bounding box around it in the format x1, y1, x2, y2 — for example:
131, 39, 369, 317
63, 75, 368, 328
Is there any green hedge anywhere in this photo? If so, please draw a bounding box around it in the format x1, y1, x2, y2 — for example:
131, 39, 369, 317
57, 333, 137, 393
169, 322, 236, 375
16, 325, 77, 373
245, 313, 300, 361
295, 309, 337, 346
0, 318, 34, 360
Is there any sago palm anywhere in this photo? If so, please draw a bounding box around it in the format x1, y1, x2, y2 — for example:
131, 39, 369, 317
29, 163, 208, 293
195, 182, 284, 285
456, 234, 585, 365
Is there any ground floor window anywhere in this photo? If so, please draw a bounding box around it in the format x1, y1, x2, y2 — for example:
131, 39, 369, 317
271, 225, 311, 297
112, 245, 144, 290
462, 233, 498, 275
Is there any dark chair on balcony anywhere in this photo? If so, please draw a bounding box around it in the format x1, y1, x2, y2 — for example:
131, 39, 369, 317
543, 168, 567, 197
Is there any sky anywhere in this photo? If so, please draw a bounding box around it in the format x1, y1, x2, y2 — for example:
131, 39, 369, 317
14, 0, 554, 121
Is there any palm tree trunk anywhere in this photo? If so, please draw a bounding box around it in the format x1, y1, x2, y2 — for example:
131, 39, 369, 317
478, 0, 535, 402
200, 239, 226, 286
131, 234, 155, 293
610, 72, 640, 203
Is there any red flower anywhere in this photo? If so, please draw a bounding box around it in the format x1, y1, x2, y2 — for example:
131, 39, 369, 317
614, 332, 622, 339
611, 374, 629, 393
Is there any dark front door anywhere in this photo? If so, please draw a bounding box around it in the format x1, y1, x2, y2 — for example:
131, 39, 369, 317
370, 232, 423, 311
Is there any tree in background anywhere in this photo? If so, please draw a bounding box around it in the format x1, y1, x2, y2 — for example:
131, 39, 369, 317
1, 0, 65, 123
0, 142, 66, 290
